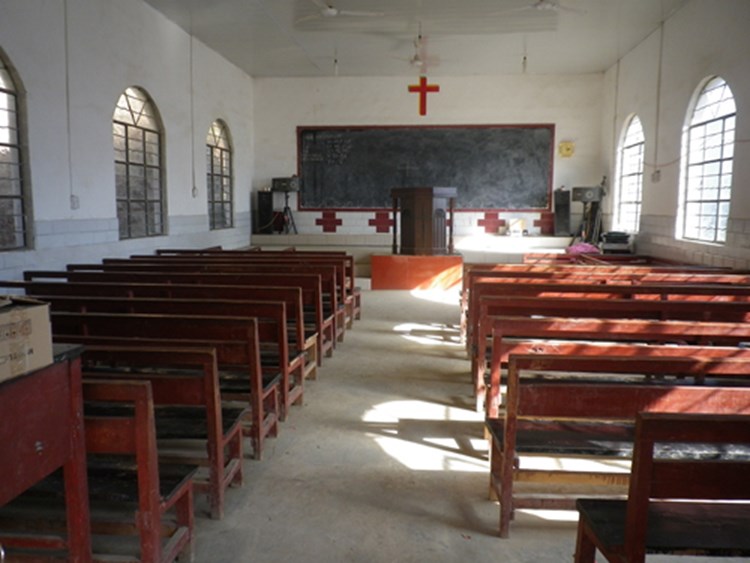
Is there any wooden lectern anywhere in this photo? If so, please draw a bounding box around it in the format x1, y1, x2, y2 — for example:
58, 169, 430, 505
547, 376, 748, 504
391, 187, 457, 255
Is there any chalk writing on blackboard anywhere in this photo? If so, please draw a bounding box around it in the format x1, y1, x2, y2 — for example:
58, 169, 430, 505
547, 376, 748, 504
298, 125, 554, 210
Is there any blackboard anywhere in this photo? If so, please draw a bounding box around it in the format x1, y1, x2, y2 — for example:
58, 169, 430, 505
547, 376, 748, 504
297, 125, 554, 210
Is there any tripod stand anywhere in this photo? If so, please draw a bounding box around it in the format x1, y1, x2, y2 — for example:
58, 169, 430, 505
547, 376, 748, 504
281, 191, 297, 234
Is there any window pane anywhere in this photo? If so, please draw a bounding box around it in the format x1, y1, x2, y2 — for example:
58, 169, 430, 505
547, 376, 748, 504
129, 201, 146, 238
205, 120, 233, 231
682, 77, 735, 243
113, 87, 163, 240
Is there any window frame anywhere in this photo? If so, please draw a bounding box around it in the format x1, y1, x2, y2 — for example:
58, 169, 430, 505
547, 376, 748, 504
113, 87, 165, 240
205, 119, 233, 230
677, 76, 736, 245
0, 53, 29, 250
613, 114, 645, 233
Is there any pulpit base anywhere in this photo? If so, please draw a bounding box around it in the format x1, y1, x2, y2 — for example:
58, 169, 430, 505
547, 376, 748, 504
371, 254, 463, 290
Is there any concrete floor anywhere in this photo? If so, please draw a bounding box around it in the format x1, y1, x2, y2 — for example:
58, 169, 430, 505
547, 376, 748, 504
191, 286, 740, 563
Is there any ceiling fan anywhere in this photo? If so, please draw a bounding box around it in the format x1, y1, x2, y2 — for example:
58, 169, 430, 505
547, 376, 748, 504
396, 31, 440, 73
300, 0, 384, 22
495, 0, 584, 15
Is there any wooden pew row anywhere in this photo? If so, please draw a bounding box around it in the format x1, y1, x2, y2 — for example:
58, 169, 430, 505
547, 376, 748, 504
1, 379, 196, 562
0, 279, 318, 378
462, 268, 750, 343
50, 312, 281, 460
484, 316, 750, 416
146, 247, 361, 327
22, 269, 333, 364
487, 352, 750, 538
86, 259, 347, 344
465, 277, 750, 365
81, 345, 245, 520
473, 294, 750, 401
521, 252, 716, 267
37, 295, 304, 421
575, 412, 750, 562
153, 247, 361, 325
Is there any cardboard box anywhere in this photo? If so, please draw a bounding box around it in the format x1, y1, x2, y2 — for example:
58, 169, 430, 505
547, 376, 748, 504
0, 296, 53, 384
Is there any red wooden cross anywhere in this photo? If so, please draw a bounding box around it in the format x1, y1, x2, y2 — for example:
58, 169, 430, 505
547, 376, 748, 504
368, 211, 394, 233
315, 211, 342, 233
408, 76, 440, 116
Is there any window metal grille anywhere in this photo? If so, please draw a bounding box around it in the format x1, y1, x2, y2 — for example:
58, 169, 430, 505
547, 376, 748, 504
615, 115, 644, 233
113, 87, 164, 239
681, 77, 735, 244
0, 57, 26, 250
206, 120, 233, 230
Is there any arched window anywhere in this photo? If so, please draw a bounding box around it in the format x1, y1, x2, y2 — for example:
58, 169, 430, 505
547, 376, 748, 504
0, 54, 27, 249
614, 115, 645, 233
206, 120, 233, 230
113, 87, 164, 239
679, 76, 736, 244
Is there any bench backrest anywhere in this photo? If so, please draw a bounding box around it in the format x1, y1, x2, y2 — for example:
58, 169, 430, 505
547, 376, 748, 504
623, 412, 750, 561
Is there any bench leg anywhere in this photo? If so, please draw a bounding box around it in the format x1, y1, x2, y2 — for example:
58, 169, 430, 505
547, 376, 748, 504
574, 520, 597, 563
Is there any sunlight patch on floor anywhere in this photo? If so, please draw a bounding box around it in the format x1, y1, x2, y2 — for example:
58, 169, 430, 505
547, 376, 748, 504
392, 322, 462, 347
410, 286, 461, 306
363, 399, 488, 472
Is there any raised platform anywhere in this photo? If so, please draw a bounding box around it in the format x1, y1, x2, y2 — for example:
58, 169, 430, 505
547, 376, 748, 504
371, 254, 463, 290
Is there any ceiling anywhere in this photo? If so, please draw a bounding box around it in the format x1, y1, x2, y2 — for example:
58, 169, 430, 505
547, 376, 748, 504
143, 0, 688, 77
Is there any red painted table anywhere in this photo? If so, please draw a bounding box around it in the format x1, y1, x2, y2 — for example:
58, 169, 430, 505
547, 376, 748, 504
0, 344, 92, 562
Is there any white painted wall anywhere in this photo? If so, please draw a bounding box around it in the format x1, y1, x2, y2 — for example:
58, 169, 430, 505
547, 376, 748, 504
0, 0, 254, 279
252, 73, 604, 239
602, 0, 750, 268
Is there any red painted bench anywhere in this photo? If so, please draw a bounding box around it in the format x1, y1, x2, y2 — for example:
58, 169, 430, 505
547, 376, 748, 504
473, 294, 750, 405
37, 295, 303, 421
1, 378, 196, 562
80, 345, 244, 520
487, 353, 750, 537
23, 269, 332, 363
1, 279, 318, 378
49, 312, 280, 460
484, 315, 750, 416
575, 412, 750, 562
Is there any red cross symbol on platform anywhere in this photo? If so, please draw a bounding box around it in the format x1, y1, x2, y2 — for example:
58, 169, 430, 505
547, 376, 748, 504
477, 212, 506, 234
368, 211, 394, 233
408, 76, 440, 116
315, 211, 342, 233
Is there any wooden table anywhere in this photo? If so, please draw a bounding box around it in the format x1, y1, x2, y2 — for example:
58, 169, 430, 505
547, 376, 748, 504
0, 343, 92, 562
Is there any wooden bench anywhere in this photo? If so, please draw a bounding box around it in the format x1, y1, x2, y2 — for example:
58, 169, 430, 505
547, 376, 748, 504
154, 247, 362, 325
75, 259, 347, 345
36, 294, 304, 421
49, 311, 281, 460
132, 248, 359, 329
1, 379, 196, 562
464, 273, 750, 348
575, 412, 750, 562
487, 353, 750, 537
80, 345, 245, 520
461, 262, 749, 338
24, 269, 333, 364
473, 295, 750, 405
2, 279, 319, 378
484, 316, 750, 416
466, 277, 750, 384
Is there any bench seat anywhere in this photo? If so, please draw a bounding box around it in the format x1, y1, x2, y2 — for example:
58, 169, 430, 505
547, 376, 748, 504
577, 499, 750, 556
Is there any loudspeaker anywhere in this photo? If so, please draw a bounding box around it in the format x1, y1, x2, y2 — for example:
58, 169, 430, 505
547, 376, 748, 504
256, 191, 274, 234
554, 190, 571, 236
